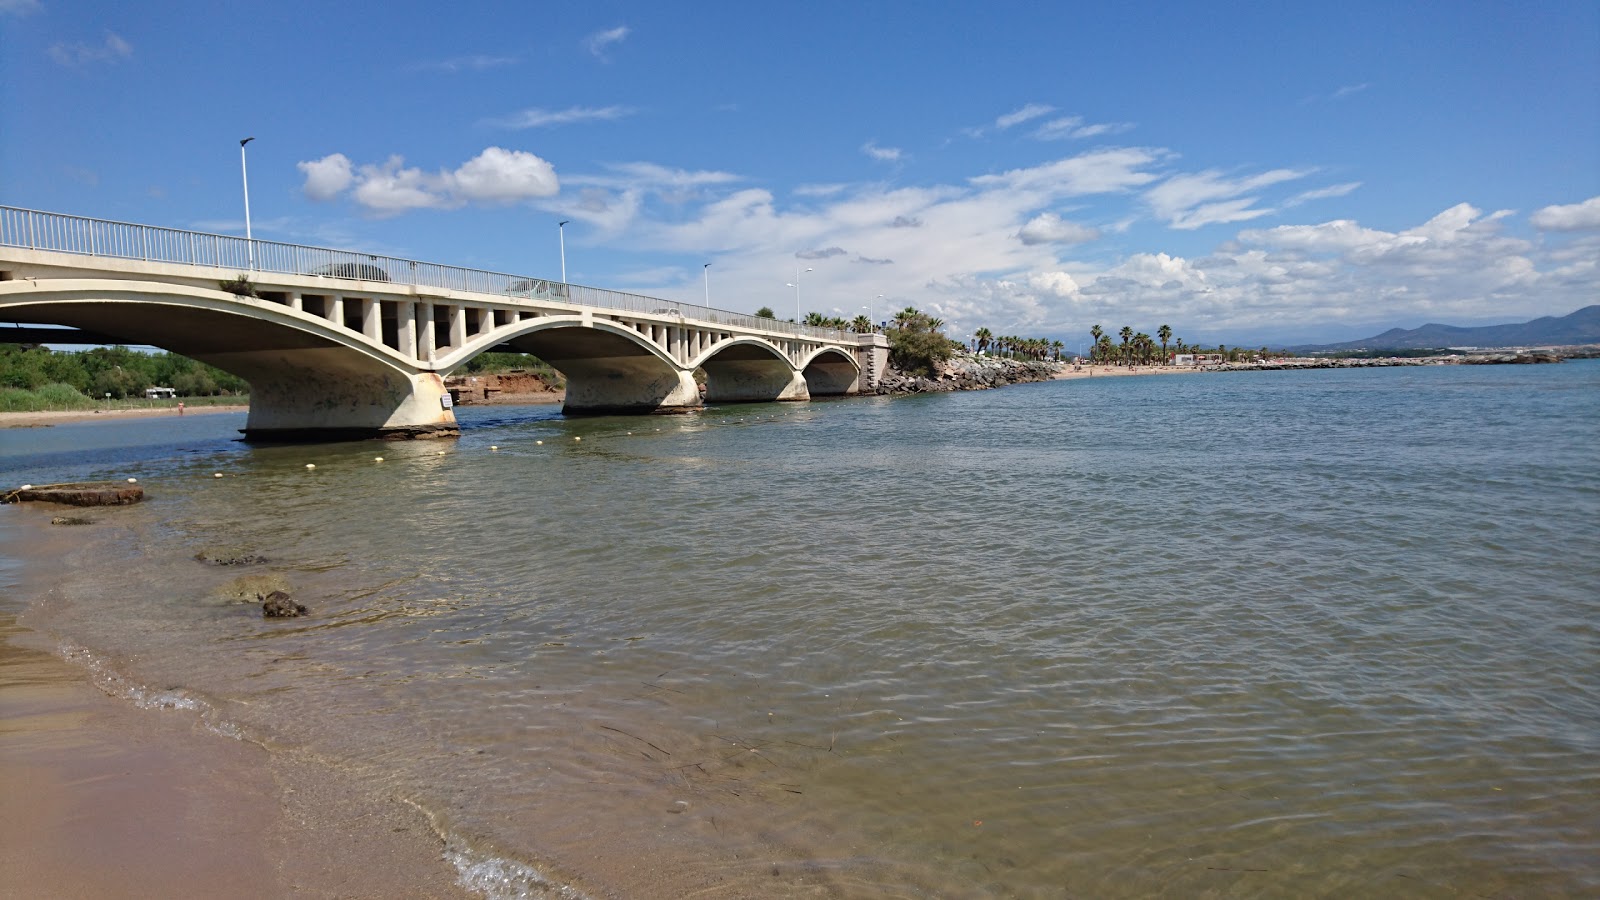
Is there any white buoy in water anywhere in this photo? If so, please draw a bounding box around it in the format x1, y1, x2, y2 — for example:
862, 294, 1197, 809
305, 463, 316, 470
574, 436, 582, 441
214, 472, 224, 478
374, 457, 384, 462
490, 445, 499, 451
127, 478, 137, 484
535, 440, 543, 445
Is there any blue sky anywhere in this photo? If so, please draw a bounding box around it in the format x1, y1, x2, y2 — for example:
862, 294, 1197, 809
3, 0, 1596, 347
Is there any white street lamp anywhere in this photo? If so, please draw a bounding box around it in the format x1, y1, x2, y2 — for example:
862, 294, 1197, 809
239, 137, 255, 269
785, 265, 813, 321
558, 220, 570, 284
703, 263, 711, 307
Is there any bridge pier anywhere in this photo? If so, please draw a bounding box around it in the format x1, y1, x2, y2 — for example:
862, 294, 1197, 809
561, 366, 702, 415
240, 364, 458, 441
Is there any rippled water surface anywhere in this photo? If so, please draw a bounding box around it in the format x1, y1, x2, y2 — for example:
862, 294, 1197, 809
3, 363, 1598, 897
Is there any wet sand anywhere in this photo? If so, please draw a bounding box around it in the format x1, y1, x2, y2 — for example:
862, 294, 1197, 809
1, 405, 248, 429
0, 512, 472, 900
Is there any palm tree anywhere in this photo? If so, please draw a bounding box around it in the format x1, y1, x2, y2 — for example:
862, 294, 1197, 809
1051, 339, 1064, 361
1118, 326, 1133, 366
1090, 325, 1104, 363
850, 314, 873, 333
974, 327, 992, 354
1158, 324, 1172, 365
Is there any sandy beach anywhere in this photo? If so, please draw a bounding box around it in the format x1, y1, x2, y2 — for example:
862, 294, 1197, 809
0, 404, 249, 429
1050, 362, 1202, 381
0, 512, 472, 899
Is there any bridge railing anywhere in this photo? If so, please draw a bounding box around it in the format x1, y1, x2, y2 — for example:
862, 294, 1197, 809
0, 205, 849, 342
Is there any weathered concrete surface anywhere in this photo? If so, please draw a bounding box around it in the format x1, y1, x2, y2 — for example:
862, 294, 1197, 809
9, 482, 144, 506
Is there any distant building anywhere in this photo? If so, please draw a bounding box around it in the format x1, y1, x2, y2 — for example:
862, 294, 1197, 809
144, 386, 176, 399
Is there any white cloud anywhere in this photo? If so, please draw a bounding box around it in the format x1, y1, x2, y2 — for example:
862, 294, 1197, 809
0, 0, 42, 16
1285, 182, 1361, 207
586, 25, 629, 60
1333, 83, 1371, 99
971, 147, 1165, 196
862, 141, 903, 162
488, 105, 635, 129
48, 31, 132, 66
297, 154, 353, 201
299, 147, 559, 215
451, 147, 559, 202
1530, 196, 1600, 232
1032, 116, 1135, 141
1017, 212, 1100, 245
1146, 168, 1312, 229
414, 55, 517, 73
996, 104, 1055, 130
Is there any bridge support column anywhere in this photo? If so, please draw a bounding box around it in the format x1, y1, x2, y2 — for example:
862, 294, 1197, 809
562, 367, 702, 415
240, 361, 458, 442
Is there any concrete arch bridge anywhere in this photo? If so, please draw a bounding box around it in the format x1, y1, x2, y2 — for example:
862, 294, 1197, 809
0, 207, 888, 440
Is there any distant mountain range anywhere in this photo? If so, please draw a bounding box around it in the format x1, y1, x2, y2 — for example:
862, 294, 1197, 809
1291, 305, 1600, 351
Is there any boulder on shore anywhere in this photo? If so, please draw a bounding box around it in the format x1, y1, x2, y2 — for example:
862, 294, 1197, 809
260, 590, 307, 618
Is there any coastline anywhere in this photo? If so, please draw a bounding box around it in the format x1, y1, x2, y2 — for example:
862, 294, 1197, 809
1, 404, 248, 429
0, 507, 473, 899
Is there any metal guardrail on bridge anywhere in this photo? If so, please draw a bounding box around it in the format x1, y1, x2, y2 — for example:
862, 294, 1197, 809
0, 205, 848, 342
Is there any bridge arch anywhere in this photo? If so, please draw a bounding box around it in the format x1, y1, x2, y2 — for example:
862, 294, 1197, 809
799, 346, 861, 396
696, 336, 809, 405
0, 279, 456, 439
452, 316, 699, 414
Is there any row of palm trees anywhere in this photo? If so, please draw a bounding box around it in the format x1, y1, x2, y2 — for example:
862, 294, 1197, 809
1088, 324, 1182, 365
970, 328, 1065, 360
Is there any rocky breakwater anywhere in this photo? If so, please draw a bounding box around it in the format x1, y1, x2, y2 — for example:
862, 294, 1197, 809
875, 355, 1064, 395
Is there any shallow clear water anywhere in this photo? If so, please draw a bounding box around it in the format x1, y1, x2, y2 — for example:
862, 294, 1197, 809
3, 363, 1598, 897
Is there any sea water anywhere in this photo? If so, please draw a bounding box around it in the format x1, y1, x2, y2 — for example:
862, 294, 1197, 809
2, 362, 1596, 897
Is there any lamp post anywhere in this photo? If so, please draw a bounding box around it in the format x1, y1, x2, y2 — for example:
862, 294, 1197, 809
239, 137, 255, 269
785, 265, 813, 321
558, 220, 570, 284
703, 263, 711, 307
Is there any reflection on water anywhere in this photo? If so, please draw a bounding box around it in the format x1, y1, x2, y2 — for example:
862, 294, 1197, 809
4, 364, 1599, 897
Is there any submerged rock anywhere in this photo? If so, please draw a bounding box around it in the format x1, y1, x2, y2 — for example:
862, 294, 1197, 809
50, 515, 93, 526
195, 546, 270, 566
7, 482, 144, 506
260, 591, 307, 618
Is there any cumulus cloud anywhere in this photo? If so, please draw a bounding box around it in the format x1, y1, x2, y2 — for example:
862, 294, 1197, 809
488, 105, 634, 129
862, 141, 903, 162
587, 25, 629, 60
297, 154, 354, 201
299, 147, 558, 215
48, 31, 132, 65
1530, 196, 1600, 232
452, 147, 559, 202
1146, 168, 1312, 229
1017, 212, 1100, 246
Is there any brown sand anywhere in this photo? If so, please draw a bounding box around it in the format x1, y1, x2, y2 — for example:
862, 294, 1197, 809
1050, 363, 1203, 381
0, 516, 472, 900
0, 405, 248, 429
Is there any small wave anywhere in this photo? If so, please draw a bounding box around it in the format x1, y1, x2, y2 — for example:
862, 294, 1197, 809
59, 641, 202, 711
402, 798, 588, 900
